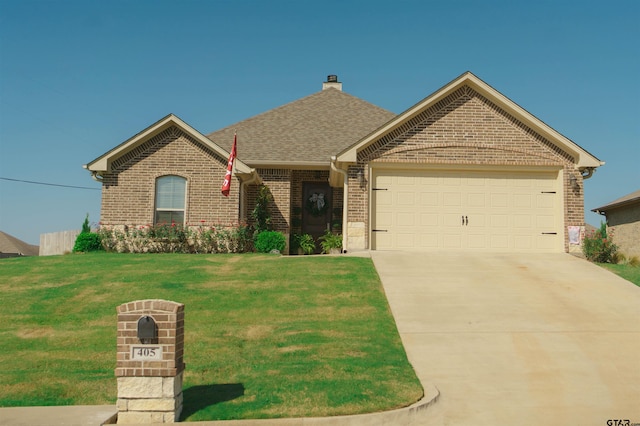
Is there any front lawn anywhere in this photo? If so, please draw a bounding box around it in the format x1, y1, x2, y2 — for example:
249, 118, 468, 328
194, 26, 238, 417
0, 253, 423, 421
600, 262, 640, 287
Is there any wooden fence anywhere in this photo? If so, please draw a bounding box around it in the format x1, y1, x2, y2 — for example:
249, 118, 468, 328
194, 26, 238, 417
39, 230, 80, 256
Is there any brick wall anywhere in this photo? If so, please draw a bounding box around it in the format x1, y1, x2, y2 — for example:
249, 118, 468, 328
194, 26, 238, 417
99, 126, 240, 228
115, 299, 184, 378
351, 85, 583, 251
606, 205, 640, 258
245, 169, 292, 233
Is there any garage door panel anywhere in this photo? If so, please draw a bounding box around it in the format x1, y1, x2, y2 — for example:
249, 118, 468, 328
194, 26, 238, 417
514, 194, 532, 208
447, 176, 462, 186
467, 177, 485, 186
376, 190, 392, 206
443, 192, 461, 207
468, 214, 484, 227
443, 233, 462, 248
420, 213, 439, 227
372, 169, 562, 252
397, 176, 415, 185
536, 215, 556, 229
514, 235, 533, 250
418, 233, 439, 248
487, 177, 508, 187
490, 193, 508, 208
397, 212, 415, 226
490, 234, 509, 249
490, 214, 509, 227
468, 233, 487, 248
467, 193, 486, 208
536, 194, 555, 208
537, 234, 558, 250
420, 192, 439, 206
397, 191, 415, 205
513, 214, 532, 228
443, 213, 463, 228
374, 231, 392, 250
376, 175, 393, 186
397, 232, 415, 248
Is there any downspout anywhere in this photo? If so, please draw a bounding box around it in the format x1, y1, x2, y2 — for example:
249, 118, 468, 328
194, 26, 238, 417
90, 171, 103, 182
240, 169, 260, 222
331, 156, 348, 252
580, 167, 595, 180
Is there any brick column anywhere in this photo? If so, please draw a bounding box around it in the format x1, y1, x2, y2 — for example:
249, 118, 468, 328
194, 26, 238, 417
115, 300, 185, 424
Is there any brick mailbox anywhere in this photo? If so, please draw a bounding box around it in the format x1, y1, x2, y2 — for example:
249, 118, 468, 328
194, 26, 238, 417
116, 300, 185, 424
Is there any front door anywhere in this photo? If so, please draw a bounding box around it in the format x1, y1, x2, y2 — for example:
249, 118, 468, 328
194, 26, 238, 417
302, 182, 332, 253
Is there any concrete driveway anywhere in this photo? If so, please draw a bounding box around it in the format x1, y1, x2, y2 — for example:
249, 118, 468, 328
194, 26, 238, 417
371, 252, 640, 426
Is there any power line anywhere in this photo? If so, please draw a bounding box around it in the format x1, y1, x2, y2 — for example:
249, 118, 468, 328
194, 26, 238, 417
0, 176, 101, 191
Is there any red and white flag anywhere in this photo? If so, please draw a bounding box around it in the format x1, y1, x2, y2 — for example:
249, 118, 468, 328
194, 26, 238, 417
221, 133, 237, 197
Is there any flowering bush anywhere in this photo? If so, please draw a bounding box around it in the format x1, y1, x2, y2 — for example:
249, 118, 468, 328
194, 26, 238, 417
582, 222, 618, 263
98, 222, 252, 254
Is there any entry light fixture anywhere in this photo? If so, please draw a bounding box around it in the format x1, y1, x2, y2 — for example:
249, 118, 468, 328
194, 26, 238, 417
357, 169, 366, 188
569, 174, 580, 191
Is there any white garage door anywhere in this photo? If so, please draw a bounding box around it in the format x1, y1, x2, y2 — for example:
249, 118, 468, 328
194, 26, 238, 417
371, 168, 563, 252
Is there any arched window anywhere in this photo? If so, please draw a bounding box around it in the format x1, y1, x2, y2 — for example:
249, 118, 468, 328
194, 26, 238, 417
155, 175, 186, 225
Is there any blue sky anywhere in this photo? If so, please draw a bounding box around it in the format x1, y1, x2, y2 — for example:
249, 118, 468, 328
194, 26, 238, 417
0, 0, 638, 245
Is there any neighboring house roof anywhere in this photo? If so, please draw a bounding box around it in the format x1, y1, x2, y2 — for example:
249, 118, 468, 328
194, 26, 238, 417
84, 114, 253, 177
206, 87, 395, 167
0, 231, 39, 256
592, 189, 640, 213
337, 71, 604, 170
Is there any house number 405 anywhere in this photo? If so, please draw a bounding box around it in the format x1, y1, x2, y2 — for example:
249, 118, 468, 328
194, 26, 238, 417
130, 345, 162, 360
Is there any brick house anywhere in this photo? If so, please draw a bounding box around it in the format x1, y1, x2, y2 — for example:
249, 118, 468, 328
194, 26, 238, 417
84, 72, 603, 253
592, 189, 640, 258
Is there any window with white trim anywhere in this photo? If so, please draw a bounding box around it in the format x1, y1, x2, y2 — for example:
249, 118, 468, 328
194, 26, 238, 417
155, 175, 186, 225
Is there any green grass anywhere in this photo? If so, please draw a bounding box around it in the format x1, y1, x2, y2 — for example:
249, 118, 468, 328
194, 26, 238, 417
601, 262, 640, 287
0, 253, 423, 420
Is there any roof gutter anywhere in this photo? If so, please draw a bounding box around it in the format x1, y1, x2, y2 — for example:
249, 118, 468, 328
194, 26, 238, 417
331, 156, 348, 253
580, 167, 596, 180
592, 197, 640, 215
83, 165, 104, 182
245, 160, 330, 170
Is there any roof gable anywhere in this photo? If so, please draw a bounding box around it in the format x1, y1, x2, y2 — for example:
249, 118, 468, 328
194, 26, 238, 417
84, 114, 252, 175
206, 88, 395, 167
337, 72, 603, 169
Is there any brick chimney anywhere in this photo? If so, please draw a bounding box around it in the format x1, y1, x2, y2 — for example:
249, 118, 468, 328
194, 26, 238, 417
322, 74, 342, 91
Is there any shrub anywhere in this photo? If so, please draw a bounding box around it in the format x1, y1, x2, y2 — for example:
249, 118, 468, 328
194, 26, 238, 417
81, 214, 91, 233
319, 230, 342, 254
611, 252, 626, 265
251, 185, 273, 235
97, 222, 252, 254
254, 231, 286, 254
73, 232, 103, 253
293, 233, 316, 255
582, 222, 618, 263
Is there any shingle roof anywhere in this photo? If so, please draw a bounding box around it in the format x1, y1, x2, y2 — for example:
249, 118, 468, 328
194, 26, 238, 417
592, 189, 640, 213
0, 231, 39, 256
206, 88, 395, 165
